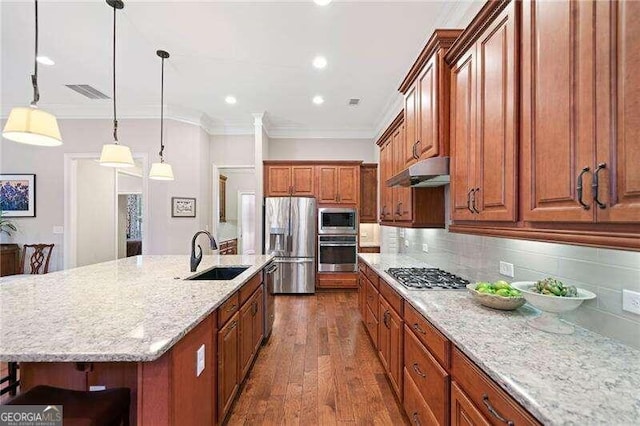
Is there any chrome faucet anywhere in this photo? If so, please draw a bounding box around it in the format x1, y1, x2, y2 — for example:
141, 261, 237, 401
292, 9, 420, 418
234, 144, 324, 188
190, 230, 218, 272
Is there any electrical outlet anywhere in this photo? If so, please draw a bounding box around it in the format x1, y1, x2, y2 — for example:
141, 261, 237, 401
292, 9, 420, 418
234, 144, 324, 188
622, 290, 640, 315
89, 385, 106, 391
422, 244, 429, 253
499, 261, 514, 278
196, 344, 205, 377
404, 239, 409, 247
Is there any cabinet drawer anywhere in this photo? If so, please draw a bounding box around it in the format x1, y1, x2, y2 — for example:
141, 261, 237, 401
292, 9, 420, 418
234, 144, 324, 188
404, 302, 451, 368
452, 348, 541, 426
218, 292, 240, 328
365, 266, 379, 287
379, 279, 402, 315
365, 304, 378, 347
366, 278, 379, 319
239, 272, 262, 305
358, 261, 367, 274
403, 370, 439, 426
404, 325, 449, 425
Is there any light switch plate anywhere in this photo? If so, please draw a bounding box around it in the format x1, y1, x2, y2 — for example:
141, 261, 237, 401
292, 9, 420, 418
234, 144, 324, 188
196, 344, 205, 377
53, 226, 64, 234
499, 261, 515, 278
622, 290, 640, 315
422, 244, 429, 253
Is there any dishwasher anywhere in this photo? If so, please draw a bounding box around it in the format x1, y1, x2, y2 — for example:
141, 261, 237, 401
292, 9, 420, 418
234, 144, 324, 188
263, 262, 277, 342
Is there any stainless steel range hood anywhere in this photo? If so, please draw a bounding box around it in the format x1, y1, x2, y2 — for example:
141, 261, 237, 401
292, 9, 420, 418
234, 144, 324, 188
386, 156, 450, 187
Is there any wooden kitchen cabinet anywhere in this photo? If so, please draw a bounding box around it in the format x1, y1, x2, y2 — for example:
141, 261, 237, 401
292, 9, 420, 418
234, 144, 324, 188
0, 244, 20, 276
392, 122, 413, 222
451, 381, 490, 426
379, 137, 394, 222
522, 0, 640, 224
218, 311, 239, 422
239, 285, 264, 382
400, 30, 462, 167
378, 295, 403, 400
449, 0, 518, 223
360, 163, 378, 223
316, 164, 359, 205
264, 163, 315, 197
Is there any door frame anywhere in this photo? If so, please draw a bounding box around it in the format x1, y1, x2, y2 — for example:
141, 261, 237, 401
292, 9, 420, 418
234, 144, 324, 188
211, 164, 255, 245
237, 191, 256, 254
63, 153, 149, 269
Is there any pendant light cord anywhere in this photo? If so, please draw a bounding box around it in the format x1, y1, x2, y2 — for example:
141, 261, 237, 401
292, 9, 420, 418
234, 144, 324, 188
30, 0, 40, 107
159, 55, 165, 161
112, 3, 118, 143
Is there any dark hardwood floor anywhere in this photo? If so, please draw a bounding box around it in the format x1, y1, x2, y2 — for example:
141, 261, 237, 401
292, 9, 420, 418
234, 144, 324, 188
226, 291, 408, 425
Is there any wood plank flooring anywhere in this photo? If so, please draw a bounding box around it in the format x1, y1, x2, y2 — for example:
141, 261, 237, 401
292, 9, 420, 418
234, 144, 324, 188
226, 291, 408, 426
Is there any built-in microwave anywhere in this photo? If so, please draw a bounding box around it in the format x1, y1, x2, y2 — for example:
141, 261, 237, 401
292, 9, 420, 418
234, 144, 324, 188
318, 207, 358, 235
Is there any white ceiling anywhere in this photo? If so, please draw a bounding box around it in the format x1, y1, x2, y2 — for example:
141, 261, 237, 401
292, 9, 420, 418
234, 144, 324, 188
1, 1, 477, 137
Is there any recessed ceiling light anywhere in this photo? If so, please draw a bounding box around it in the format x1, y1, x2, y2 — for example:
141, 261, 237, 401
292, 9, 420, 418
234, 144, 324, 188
312, 95, 324, 105
312, 56, 327, 69
36, 56, 55, 66
314, 0, 332, 5
225, 96, 237, 105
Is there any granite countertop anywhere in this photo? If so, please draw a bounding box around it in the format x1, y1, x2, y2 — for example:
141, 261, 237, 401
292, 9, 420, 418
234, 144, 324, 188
0, 255, 273, 363
358, 253, 640, 426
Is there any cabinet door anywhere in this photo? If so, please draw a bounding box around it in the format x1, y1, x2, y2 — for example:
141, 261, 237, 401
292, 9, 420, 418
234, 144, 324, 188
380, 141, 394, 221
595, 0, 640, 223
392, 123, 405, 176
218, 312, 239, 422
291, 166, 315, 196
393, 123, 413, 222
266, 166, 292, 196
387, 306, 403, 400
239, 299, 254, 382
451, 382, 490, 426
521, 0, 596, 222
451, 47, 477, 221
404, 82, 419, 166
252, 286, 264, 354
316, 166, 338, 203
337, 166, 358, 204
378, 298, 391, 372
474, 1, 518, 222
360, 165, 378, 223
418, 55, 439, 160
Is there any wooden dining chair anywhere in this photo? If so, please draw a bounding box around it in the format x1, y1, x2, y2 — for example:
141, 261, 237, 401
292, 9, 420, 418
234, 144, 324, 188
21, 243, 54, 274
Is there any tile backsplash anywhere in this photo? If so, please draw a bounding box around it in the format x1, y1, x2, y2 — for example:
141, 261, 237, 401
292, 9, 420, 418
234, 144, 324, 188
381, 226, 640, 349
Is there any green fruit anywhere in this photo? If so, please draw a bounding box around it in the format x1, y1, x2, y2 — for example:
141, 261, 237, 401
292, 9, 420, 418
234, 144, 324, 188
476, 282, 491, 290
509, 289, 522, 297
496, 288, 511, 297
494, 280, 511, 290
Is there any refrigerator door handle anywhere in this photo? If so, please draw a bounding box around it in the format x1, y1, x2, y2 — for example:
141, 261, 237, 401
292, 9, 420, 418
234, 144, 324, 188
274, 258, 314, 264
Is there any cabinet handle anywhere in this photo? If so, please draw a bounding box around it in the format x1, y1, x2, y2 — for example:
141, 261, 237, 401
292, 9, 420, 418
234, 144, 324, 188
396, 202, 403, 216
467, 188, 474, 213
412, 412, 421, 426
380, 205, 387, 220
383, 310, 390, 328
482, 394, 514, 426
592, 163, 607, 209
412, 323, 426, 335
471, 188, 480, 214
577, 166, 591, 210
412, 362, 427, 378
229, 320, 237, 331
227, 304, 237, 312
414, 141, 421, 160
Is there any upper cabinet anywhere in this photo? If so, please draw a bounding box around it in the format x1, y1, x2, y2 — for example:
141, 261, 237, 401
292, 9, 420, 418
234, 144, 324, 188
399, 30, 462, 168
264, 163, 315, 197
521, 0, 640, 223
316, 164, 359, 205
360, 164, 378, 223
448, 0, 518, 222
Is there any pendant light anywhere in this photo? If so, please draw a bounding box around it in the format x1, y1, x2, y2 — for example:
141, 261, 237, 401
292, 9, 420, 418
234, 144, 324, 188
2, 0, 62, 146
149, 50, 174, 181
99, 0, 134, 168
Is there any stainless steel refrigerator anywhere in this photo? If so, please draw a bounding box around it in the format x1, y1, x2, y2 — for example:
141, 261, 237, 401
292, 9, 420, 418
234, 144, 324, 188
264, 197, 316, 294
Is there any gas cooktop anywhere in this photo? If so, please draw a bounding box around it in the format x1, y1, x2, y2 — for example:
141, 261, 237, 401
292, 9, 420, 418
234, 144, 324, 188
386, 267, 470, 290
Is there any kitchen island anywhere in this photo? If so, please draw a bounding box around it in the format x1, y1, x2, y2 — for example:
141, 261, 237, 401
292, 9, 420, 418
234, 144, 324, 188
358, 253, 640, 426
0, 254, 274, 425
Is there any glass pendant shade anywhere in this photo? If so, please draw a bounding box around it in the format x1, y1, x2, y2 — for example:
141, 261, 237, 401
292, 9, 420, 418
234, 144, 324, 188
149, 162, 174, 181
99, 143, 134, 168
2, 106, 62, 146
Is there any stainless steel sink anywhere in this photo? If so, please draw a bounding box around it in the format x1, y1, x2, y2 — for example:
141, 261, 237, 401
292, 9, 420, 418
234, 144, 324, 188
186, 266, 249, 281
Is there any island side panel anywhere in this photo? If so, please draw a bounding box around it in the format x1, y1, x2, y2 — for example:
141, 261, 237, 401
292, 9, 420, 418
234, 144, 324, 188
20, 362, 87, 391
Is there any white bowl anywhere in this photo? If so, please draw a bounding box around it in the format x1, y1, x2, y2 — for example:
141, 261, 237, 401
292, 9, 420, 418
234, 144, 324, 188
511, 281, 596, 313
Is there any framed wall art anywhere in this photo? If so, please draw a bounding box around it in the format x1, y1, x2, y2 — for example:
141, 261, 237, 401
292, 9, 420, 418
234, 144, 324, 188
171, 197, 196, 218
1, 174, 36, 217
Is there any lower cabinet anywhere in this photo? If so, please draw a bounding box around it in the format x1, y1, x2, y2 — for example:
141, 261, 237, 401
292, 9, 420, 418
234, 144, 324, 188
218, 312, 239, 422
239, 285, 265, 382
316, 272, 358, 289
378, 294, 403, 399
451, 381, 490, 426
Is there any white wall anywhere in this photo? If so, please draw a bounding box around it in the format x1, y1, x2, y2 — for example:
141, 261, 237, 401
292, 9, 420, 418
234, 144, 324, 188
0, 118, 212, 271
75, 159, 116, 267
268, 138, 375, 162
210, 134, 255, 166
117, 172, 143, 194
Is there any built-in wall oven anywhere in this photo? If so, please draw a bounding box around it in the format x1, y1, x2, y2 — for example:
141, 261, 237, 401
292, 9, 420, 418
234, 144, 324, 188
318, 235, 358, 272
318, 208, 357, 235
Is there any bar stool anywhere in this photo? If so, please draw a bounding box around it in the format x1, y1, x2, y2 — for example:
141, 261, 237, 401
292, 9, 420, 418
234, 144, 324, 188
7, 385, 130, 426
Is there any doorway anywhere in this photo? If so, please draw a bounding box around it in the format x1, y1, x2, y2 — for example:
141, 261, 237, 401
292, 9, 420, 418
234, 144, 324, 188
238, 191, 256, 254
116, 168, 143, 259
216, 167, 256, 254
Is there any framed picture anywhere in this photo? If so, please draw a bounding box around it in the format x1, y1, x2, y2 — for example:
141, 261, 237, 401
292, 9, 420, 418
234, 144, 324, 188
1, 174, 36, 217
171, 197, 196, 218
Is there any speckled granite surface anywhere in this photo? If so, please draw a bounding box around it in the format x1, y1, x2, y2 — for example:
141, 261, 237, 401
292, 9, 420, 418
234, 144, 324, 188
359, 253, 640, 426
0, 255, 273, 363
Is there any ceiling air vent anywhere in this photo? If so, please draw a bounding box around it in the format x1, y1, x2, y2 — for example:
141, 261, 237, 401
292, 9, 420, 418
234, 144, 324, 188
348, 98, 361, 106
65, 84, 110, 100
